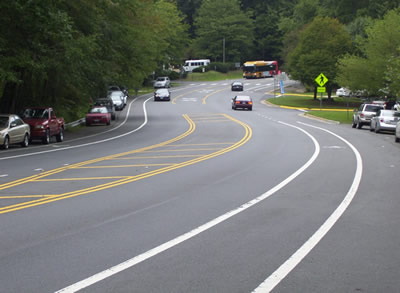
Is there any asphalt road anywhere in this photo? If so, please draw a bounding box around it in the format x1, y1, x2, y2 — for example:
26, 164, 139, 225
0, 79, 399, 293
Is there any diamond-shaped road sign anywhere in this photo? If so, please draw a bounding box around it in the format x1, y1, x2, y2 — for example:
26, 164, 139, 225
315, 73, 328, 87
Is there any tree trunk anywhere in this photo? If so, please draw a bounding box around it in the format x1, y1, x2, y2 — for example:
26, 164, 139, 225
314, 86, 317, 100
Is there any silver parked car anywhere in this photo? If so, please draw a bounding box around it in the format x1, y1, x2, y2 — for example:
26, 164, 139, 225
352, 103, 384, 129
0, 114, 31, 149
153, 76, 170, 88
395, 120, 400, 142
369, 110, 400, 133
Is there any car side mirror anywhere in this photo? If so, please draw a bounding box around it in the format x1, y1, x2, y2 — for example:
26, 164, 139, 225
10, 122, 17, 128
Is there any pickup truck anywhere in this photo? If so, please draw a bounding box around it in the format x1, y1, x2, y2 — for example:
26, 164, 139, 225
21, 107, 65, 144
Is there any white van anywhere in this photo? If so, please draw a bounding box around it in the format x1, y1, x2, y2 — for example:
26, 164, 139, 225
183, 59, 210, 72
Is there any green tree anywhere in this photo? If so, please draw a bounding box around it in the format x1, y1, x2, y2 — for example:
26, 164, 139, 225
0, 0, 190, 118
287, 16, 353, 99
336, 9, 400, 98
193, 0, 254, 62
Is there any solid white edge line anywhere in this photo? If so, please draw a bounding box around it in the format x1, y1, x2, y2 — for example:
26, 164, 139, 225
0, 97, 151, 161
54, 121, 320, 293
252, 121, 363, 293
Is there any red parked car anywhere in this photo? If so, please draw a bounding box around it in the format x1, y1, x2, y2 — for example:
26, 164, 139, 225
86, 107, 111, 126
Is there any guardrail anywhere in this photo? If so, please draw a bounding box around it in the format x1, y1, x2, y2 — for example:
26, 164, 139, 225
65, 118, 85, 128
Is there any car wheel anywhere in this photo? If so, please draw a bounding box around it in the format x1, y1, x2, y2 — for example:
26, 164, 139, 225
1, 136, 9, 149
56, 128, 64, 142
21, 133, 29, 147
107, 120, 110, 125
249, 107, 252, 111
42, 129, 50, 144
351, 118, 357, 128
111, 114, 116, 121
369, 123, 374, 132
375, 125, 380, 133
395, 135, 400, 143
356, 121, 362, 129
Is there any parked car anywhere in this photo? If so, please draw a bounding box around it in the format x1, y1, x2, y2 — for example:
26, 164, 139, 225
370, 109, 400, 133
86, 107, 111, 126
336, 88, 351, 97
108, 93, 124, 111
352, 103, 384, 129
153, 76, 170, 88
231, 81, 244, 91
94, 98, 116, 120
0, 114, 30, 149
20, 107, 64, 144
232, 95, 253, 111
154, 89, 171, 101
395, 121, 400, 142
108, 90, 127, 107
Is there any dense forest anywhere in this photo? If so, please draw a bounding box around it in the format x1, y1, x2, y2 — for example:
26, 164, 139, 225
1, 0, 400, 120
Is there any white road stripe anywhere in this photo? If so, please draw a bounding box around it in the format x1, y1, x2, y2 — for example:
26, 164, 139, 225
55, 122, 320, 293
252, 122, 362, 293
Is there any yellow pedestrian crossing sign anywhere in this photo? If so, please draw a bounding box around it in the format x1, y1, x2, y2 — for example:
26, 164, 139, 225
315, 73, 328, 86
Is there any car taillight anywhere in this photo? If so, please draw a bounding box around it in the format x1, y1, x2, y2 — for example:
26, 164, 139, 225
360, 113, 364, 118
249, 101, 253, 105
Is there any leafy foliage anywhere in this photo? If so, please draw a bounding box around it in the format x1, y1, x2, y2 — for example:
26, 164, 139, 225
193, 0, 254, 62
336, 9, 400, 97
287, 17, 353, 93
0, 0, 189, 120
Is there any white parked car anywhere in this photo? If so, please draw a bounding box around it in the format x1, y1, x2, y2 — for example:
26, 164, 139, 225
395, 121, 400, 142
153, 76, 170, 88
336, 87, 350, 97
369, 109, 400, 133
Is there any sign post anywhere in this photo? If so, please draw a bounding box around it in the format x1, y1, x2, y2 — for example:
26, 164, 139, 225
315, 73, 328, 111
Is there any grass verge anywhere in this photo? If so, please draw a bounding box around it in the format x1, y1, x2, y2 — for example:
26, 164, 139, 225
306, 110, 354, 124
268, 93, 362, 124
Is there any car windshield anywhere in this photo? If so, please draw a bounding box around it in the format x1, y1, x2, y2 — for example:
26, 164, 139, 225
365, 105, 382, 112
90, 107, 107, 113
110, 96, 121, 101
21, 108, 47, 118
244, 65, 255, 72
157, 77, 166, 81
0, 117, 9, 128
382, 111, 396, 117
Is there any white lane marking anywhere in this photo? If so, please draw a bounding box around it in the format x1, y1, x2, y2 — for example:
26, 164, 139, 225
0, 174, 8, 178
0, 98, 152, 161
252, 121, 362, 293
55, 123, 320, 293
182, 98, 198, 102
